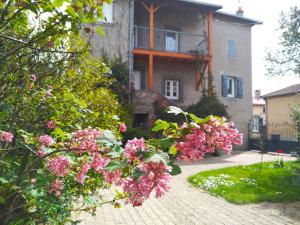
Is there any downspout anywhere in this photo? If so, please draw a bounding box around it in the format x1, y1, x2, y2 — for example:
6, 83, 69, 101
128, 0, 134, 104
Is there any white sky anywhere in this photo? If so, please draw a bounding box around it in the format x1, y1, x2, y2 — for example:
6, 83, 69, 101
201, 0, 300, 96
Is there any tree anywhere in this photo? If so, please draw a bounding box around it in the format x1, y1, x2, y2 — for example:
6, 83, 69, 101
266, 5, 300, 76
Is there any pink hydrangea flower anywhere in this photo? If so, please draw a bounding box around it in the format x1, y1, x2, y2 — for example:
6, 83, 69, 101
104, 170, 122, 185
0, 131, 14, 143
38, 135, 53, 147
76, 162, 91, 184
119, 123, 127, 132
47, 156, 70, 177
175, 118, 243, 161
49, 178, 62, 196
91, 153, 110, 173
71, 129, 102, 154
47, 120, 56, 129
124, 138, 146, 162
122, 162, 172, 207
46, 89, 53, 97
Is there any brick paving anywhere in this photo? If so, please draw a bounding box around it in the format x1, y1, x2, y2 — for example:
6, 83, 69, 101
79, 151, 300, 225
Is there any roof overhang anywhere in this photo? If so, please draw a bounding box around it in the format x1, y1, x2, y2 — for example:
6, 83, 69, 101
215, 11, 263, 25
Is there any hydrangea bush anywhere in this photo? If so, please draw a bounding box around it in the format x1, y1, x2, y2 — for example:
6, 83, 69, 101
0, 106, 242, 224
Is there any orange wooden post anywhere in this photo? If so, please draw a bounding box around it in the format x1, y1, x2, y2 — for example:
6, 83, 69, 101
207, 10, 213, 96
149, 4, 154, 49
195, 68, 201, 91
148, 54, 153, 90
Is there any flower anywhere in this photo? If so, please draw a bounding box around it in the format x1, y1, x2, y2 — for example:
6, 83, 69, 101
104, 170, 122, 185
0, 131, 14, 143
47, 120, 56, 129
124, 138, 146, 162
119, 123, 127, 132
276, 149, 284, 154
91, 153, 110, 173
71, 129, 102, 154
122, 162, 172, 207
30, 74, 37, 81
38, 135, 53, 147
47, 156, 70, 177
76, 162, 91, 184
49, 178, 62, 196
175, 118, 243, 161
31, 178, 36, 184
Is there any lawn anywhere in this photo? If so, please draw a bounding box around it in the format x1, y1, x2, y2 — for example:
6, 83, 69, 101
188, 160, 300, 204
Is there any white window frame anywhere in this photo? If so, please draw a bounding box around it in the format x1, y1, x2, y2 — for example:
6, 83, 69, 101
99, 2, 113, 23
227, 77, 235, 97
252, 117, 260, 133
165, 31, 179, 52
165, 80, 179, 100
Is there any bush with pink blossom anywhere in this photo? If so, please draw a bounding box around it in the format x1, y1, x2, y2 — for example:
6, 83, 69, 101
0, 106, 242, 224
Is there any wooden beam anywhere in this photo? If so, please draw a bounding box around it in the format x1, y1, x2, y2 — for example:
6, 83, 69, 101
195, 68, 201, 91
149, 4, 154, 49
141, 1, 150, 12
133, 48, 210, 61
148, 54, 153, 90
207, 10, 213, 96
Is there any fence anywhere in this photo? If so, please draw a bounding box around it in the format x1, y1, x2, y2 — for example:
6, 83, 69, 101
134, 26, 207, 55
248, 121, 300, 153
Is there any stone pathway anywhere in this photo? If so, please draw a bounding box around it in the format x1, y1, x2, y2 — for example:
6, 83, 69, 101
79, 151, 300, 225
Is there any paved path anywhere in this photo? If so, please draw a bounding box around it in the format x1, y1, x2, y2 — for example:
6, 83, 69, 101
79, 151, 300, 225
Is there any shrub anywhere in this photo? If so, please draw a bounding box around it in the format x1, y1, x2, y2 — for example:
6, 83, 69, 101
187, 94, 230, 119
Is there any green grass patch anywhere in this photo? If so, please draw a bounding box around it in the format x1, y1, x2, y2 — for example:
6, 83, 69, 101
188, 160, 300, 204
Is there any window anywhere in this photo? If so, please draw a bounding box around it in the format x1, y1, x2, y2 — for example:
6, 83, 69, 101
100, 2, 113, 23
227, 77, 235, 97
228, 40, 236, 58
222, 75, 243, 98
252, 117, 259, 132
165, 80, 179, 100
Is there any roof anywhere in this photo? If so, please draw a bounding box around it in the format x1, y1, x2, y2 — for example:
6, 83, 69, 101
215, 11, 263, 25
253, 98, 265, 106
177, 0, 222, 10
262, 84, 300, 98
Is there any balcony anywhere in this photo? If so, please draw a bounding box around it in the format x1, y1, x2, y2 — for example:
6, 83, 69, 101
134, 26, 208, 55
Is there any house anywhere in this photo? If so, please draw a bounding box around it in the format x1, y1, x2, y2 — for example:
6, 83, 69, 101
252, 90, 265, 132
86, 0, 262, 149
262, 84, 300, 141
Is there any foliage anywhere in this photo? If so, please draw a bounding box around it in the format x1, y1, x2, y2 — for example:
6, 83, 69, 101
265, 5, 300, 76
122, 127, 151, 143
290, 103, 300, 142
153, 100, 185, 124
189, 161, 300, 204
186, 93, 230, 119
0, 107, 243, 224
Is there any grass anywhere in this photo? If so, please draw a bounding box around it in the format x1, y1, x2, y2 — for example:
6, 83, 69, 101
188, 160, 300, 204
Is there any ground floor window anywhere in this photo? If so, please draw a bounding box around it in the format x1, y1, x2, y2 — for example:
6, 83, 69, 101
165, 80, 179, 100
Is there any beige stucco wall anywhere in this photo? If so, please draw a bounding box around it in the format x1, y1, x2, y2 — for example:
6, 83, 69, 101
265, 94, 300, 141
266, 94, 300, 124
88, 0, 131, 62
253, 105, 264, 116
212, 15, 253, 149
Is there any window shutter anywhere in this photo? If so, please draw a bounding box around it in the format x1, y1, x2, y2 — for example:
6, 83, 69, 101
222, 75, 228, 97
236, 77, 243, 98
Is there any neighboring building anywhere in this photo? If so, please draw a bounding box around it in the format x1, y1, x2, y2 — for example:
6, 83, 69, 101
86, 0, 262, 149
262, 84, 300, 141
252, 90, 265, 132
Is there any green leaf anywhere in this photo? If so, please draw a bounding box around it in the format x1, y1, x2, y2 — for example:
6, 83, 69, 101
98, 130, 121, 146
159, 138, 175, 150
166, 106, 186, 115
53, 0, 65, 8
189, 113, 204, 124
0, 177, 9, 184
169, 145, 177, 156
145, 151, 169, 164
106, 145, 124, 158
152, 119, 169, 132
105, 159, 127, 172
170, 164, 181, 176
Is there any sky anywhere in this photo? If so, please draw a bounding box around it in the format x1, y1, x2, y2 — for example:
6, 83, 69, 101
201, 0, 300, 96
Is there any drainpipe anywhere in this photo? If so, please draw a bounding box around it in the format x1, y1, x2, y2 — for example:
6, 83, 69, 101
128, 0, 134, 104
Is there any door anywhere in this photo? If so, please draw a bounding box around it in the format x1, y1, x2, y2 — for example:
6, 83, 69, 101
165, 31, 178, 52
133, 71, 142, 90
